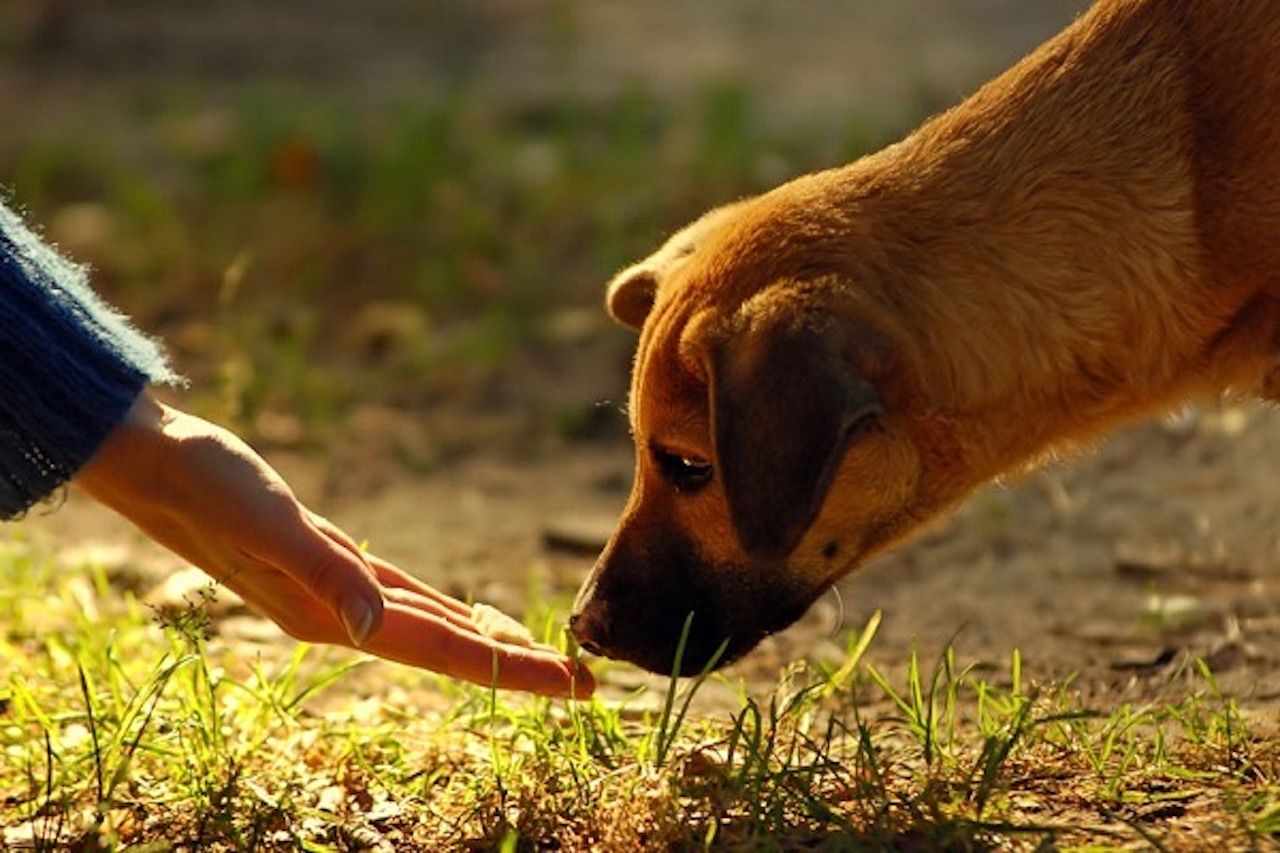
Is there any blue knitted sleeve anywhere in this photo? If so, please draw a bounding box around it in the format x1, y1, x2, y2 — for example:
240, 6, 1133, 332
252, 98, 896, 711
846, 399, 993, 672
0, 197, 181, 519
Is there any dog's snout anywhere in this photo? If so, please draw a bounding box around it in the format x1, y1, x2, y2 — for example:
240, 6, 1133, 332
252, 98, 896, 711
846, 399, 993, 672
568, 605, 609, 657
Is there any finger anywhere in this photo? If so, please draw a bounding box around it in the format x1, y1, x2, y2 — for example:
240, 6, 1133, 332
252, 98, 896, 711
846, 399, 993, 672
306, 517, 476, 623
226, 567, 575, 669
367, 601, 595, 699
385, 588, 573, 662
364, 553, 474, 620
378, 584, 578, 667
214, 565, 353, 645
257, 511, 385, 646
305, 519, 581, 679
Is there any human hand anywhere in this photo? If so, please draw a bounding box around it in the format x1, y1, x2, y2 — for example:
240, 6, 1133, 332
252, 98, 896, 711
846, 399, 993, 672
75, 392, 593, 699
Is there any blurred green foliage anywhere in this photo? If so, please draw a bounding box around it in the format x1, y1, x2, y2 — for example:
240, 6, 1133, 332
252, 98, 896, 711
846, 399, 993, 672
3, 81, 896, 432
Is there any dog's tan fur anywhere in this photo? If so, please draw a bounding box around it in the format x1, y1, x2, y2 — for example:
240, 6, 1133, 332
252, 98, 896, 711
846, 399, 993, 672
571, 0, 1280, 675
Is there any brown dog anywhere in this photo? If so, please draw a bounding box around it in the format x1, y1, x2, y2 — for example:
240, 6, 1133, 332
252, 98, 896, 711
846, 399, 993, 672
570, 0, 1280, 675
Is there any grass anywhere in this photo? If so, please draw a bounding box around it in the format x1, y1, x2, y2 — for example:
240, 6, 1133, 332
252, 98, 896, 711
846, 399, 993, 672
2, 543, 1276, 851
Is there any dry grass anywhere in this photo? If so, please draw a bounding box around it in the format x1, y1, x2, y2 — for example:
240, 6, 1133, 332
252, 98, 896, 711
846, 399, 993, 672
2, 544, 1276, 852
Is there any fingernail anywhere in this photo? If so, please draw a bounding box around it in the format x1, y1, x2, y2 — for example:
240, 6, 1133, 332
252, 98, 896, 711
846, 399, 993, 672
340, 597, 376, 647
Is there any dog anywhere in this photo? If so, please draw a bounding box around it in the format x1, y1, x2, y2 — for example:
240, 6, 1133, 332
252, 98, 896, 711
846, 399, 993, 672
570, 0, 1280, 676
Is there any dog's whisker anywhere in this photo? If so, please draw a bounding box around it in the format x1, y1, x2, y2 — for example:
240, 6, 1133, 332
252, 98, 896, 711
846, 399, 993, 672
826, 585, 846, 637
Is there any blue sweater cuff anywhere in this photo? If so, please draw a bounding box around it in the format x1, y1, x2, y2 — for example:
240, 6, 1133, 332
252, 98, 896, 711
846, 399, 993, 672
0, 198, 180, 519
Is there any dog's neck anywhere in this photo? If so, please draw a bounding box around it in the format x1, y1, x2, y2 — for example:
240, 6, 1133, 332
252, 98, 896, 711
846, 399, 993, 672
789, 1, 1262, 481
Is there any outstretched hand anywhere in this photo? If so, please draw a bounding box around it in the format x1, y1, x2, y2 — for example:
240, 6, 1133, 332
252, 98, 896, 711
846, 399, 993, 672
75, 391, 593, 699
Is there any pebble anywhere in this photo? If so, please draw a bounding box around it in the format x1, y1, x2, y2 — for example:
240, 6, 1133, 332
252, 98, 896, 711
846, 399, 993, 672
471, 602, 535, 647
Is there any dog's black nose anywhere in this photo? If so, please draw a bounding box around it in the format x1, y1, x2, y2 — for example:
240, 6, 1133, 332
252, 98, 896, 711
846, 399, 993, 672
568, 610, 608, 657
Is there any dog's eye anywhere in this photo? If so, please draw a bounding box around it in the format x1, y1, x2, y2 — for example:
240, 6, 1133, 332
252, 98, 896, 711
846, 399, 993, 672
652, 446, 713, 493
847, 403, 885, 441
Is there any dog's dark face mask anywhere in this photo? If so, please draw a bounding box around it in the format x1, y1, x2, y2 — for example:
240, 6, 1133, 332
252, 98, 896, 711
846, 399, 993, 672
570, 496, 828, 675
570, 273, 897, 675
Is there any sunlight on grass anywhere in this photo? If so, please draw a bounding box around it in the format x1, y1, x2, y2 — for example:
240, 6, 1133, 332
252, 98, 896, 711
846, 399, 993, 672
2, 544, 1276, 851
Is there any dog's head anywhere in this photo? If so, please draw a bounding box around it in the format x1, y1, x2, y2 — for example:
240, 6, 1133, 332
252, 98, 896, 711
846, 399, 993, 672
571, 191, 949, 675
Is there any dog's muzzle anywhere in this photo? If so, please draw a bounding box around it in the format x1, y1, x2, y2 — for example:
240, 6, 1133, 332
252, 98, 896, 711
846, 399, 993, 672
569, 526, 822, 676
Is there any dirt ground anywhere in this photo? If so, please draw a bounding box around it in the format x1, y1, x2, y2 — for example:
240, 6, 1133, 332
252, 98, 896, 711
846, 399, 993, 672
6, 1, 1279, 727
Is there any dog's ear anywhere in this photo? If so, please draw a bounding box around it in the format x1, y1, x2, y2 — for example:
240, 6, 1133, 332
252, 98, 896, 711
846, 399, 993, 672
606, 265, 659, 329
606, 201, 749, 330
710, 310, 884, 559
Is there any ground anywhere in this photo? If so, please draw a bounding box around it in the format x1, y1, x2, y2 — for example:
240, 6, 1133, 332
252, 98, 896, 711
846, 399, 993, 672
6, 0, 1279, 731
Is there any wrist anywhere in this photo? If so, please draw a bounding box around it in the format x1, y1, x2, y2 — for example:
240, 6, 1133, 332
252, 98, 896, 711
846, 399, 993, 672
75, 390, 171, 506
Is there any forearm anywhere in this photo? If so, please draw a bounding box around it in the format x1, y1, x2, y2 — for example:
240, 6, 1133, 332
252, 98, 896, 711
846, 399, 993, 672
74, 392, 211, 559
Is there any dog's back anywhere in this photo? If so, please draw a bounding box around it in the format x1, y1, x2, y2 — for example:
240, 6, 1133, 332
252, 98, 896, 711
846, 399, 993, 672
1184, 0, 1280, 296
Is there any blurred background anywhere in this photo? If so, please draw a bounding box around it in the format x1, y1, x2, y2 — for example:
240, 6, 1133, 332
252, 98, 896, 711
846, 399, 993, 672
0, 0, 1084, 465
7, 2, 1280, 708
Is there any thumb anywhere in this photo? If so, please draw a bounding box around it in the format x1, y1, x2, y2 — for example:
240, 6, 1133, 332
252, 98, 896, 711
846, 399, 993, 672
267, 509, 386, 646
